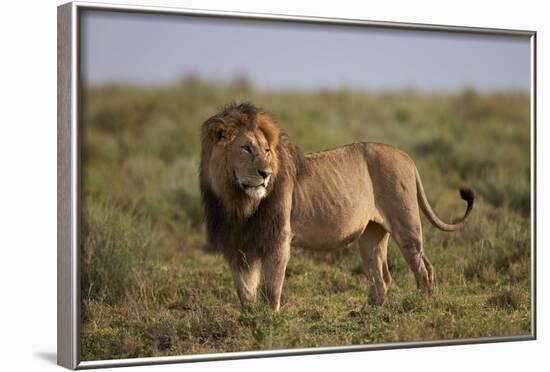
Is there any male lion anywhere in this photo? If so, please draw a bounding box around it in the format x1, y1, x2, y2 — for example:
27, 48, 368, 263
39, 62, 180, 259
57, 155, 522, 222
200, 102, 474, 311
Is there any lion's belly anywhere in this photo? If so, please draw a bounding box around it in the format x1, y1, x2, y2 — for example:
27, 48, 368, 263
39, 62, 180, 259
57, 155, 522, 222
290, 150, 377, 250
291, 220, 367, 250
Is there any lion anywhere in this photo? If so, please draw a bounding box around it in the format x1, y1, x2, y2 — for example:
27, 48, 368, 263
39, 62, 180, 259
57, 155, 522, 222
200, 102, 474, 311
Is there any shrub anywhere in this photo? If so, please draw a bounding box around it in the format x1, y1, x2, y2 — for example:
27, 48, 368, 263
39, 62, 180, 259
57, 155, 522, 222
81, 201, 154, 303
487, 287, 527, 310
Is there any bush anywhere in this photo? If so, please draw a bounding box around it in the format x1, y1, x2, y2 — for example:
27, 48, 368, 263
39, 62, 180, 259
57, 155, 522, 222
487, 287, 527, 310
81, 201, 154, 303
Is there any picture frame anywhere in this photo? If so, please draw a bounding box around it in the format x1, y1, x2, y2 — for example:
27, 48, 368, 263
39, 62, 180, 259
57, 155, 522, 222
58, 1, 537, 369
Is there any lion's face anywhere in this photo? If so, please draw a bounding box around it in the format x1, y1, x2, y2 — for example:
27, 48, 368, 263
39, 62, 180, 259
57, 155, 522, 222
229, 129, 274, 199
202, 104, 281, 207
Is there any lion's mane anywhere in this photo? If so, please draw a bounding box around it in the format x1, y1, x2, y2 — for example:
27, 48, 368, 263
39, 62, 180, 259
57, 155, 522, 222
199, 103, 307, 266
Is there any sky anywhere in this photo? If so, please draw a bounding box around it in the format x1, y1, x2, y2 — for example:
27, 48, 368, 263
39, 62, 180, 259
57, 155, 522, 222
80, 10, 531, 93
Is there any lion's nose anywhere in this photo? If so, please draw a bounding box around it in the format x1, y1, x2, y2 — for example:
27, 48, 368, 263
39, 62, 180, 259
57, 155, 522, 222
258, 169, 272, 179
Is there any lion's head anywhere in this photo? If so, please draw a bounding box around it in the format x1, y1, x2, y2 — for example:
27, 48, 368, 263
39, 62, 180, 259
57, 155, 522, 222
200, 103, 281, 218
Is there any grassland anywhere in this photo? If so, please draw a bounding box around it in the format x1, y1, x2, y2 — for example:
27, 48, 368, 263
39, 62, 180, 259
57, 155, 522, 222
80, 77, 532, 361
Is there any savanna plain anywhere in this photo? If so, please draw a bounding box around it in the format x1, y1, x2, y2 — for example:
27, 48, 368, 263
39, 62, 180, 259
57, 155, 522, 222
80, 77, 531, 360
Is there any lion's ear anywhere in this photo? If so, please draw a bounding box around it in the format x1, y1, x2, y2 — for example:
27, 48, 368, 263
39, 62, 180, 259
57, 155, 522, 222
207, 120, 235, 144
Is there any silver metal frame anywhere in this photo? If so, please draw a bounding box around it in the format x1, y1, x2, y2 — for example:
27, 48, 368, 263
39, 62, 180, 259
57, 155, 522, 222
57, 1, 537, 369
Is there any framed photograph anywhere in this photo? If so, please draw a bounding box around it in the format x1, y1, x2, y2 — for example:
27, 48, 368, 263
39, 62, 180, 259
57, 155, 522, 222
57, 1, 536, 369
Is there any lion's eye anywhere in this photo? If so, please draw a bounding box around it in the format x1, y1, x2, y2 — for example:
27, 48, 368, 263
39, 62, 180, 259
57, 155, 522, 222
265, 148, 271, 156
241, 146, 252, 153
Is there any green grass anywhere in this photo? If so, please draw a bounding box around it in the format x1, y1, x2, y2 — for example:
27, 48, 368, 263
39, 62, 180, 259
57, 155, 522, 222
80, 77, 531, 361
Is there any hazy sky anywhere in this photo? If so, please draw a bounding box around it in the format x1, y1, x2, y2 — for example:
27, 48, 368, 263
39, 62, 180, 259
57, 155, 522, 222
80, 10, 531, 93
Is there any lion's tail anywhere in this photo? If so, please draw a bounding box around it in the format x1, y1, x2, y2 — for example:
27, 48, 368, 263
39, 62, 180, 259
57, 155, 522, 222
415, 167, 474, 232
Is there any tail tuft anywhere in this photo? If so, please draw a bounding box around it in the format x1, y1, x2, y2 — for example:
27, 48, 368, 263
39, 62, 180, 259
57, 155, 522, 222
416, 165, 475, 231
459, 187, 475, 205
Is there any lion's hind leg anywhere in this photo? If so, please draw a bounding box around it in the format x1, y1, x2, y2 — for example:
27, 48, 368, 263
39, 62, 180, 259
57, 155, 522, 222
390, 217, 434, 296
358, 222, 392, 306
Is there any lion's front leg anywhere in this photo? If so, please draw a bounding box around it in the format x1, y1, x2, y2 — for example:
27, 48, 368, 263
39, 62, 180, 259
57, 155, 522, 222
230, 258, 261, 309
261, 230, 291, 311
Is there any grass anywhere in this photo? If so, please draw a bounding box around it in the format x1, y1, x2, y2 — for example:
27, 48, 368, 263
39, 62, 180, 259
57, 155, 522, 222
80, 77, 531, 361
